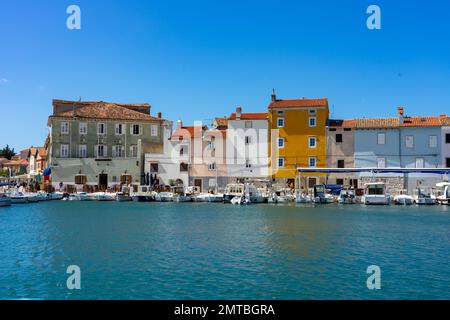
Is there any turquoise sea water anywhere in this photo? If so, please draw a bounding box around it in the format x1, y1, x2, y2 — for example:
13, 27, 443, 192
0, 201, 449, 300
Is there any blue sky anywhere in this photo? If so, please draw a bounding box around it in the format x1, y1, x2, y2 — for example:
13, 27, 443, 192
1, 0, 450, 151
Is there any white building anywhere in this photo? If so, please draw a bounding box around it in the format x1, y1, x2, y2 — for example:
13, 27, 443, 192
225, 107, 269, 181
144, 119, 190, 187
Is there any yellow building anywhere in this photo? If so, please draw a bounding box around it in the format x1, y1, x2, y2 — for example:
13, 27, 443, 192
268, 91, 329, 189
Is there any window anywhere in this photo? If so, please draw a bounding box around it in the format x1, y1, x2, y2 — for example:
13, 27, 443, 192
78, 144, 87, 158
245, 159, 252, 168
405, 135, 414, 148
446, 133, 450, 144
60, 144, 69, 158
208, 162, 216, 171
336, 133, 343, 143
377, 133, 386, 145
79, 122, 87, 135
377, 157, 386, 168
245, 121, 252, 129
277, 118, 285, 128
308, 157, 317, 168
130, 145, 138, 157
429, 135, 438, 148
244, 136, 251, 144
132, 124, 142, 135
95, 145, 107, 158
61, 122, 69, 135
278, 157, 284, 168
115, 123, 125, 135
74, 175, 87, 185
308, 137, 317, 148
180, 163, 188, 172
97, 123, 106, 135
150, 163, 159, 173
208, 139, 215, 149
336, 179, 344, 186
329, 128, 337, 132
151, 124, 158, 137
112, 145, 125, 158
278, 137, 285, 148
446, 158, 450, 168
415, 157, 424, 168
309, 117, 317, 127
180, 145, 188, 156
337, 159, 345, 168
309, 109, 316, 115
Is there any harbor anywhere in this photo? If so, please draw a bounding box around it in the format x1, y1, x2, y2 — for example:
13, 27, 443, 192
0, 200, 449, 300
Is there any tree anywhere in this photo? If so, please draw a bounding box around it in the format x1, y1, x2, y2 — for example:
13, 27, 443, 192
0, 145, 16, 160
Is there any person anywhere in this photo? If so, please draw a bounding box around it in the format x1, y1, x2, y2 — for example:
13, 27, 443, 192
59, 181, 64, 192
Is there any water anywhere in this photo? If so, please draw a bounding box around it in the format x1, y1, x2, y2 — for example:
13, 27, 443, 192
0, 201, 449, 300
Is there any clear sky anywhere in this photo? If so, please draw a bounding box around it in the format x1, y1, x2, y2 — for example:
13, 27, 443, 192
1, 0, 450, 151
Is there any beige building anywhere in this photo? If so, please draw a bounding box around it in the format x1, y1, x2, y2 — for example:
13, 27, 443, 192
326, 119, 358, 187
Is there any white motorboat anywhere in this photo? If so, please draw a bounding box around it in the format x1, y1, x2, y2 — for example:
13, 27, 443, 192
413, 187, 436, 205
362, 182, 390, 205
393, 194, 414, 205
175, 195, 192, 202
338, 189, 356, 204
296, 191, 312, 203
0, 194, 12, 207
155, 192, 174, 202
270, 191, 289, 203
436, 182, 450, 205
207, 193, 224, 202
230, 196, 250, 205
313, 185, 335, 204
224, 183, 266, 203
192, 193, 210, 202
9, 192, 29, 204
66, 192, 90, 201
116, 192, 132, 202
91, 192, 116, 201
36, 191, 50, 201
131, 185, 154, 202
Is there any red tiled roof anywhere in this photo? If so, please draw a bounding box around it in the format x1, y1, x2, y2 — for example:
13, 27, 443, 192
170, 125, 208, 140
355, 118, 400, 128
401, 116, 443, 127
269, 98, 328, 109
228, 112, 268, 120
53, 99, 151, 114
3, 159, 28, 166
328, 119, 356, 128
441, 117, 450, 126
50, 102, 162, 122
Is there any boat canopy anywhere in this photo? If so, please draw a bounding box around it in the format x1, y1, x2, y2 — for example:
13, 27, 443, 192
297, 167, 450, 174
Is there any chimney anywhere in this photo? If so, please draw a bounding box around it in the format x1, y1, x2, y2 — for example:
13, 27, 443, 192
157, 112, 162, 119
397, 106, 404, 124
271, 88, 277, 102
236, 106, 242, 120
177, 119, 183, 129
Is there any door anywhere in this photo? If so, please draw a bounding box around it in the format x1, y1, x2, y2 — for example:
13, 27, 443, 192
308, 177, 317, 189
194, 179, 202, 192
99, 173, 108, 191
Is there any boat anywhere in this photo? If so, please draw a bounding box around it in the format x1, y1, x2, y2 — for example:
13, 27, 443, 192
313, 185, 335, 204
92, 192, 116, 201
155, 192, 174, 202
36, 191, 50, 201
338, 189, 356, 204
207, 193, 224, 202
436, 182, 450, 205
66, 192, 90, 201
10, 193, 28, 204
23, 192, 40, 203
224, 183, 267, 203
230, 195, 250, 205
192, 193, 210, 202
393, 194, 414, 205
116, 186, 133, 202
175, 195, 192, 202
296, 191, 312, 203
269, 191, 290, 203
131, 185, 154, 202
0, 194, 12, 207
362, 182, 390, 205
48, 192, 64, 200
413, 187, 436, 205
